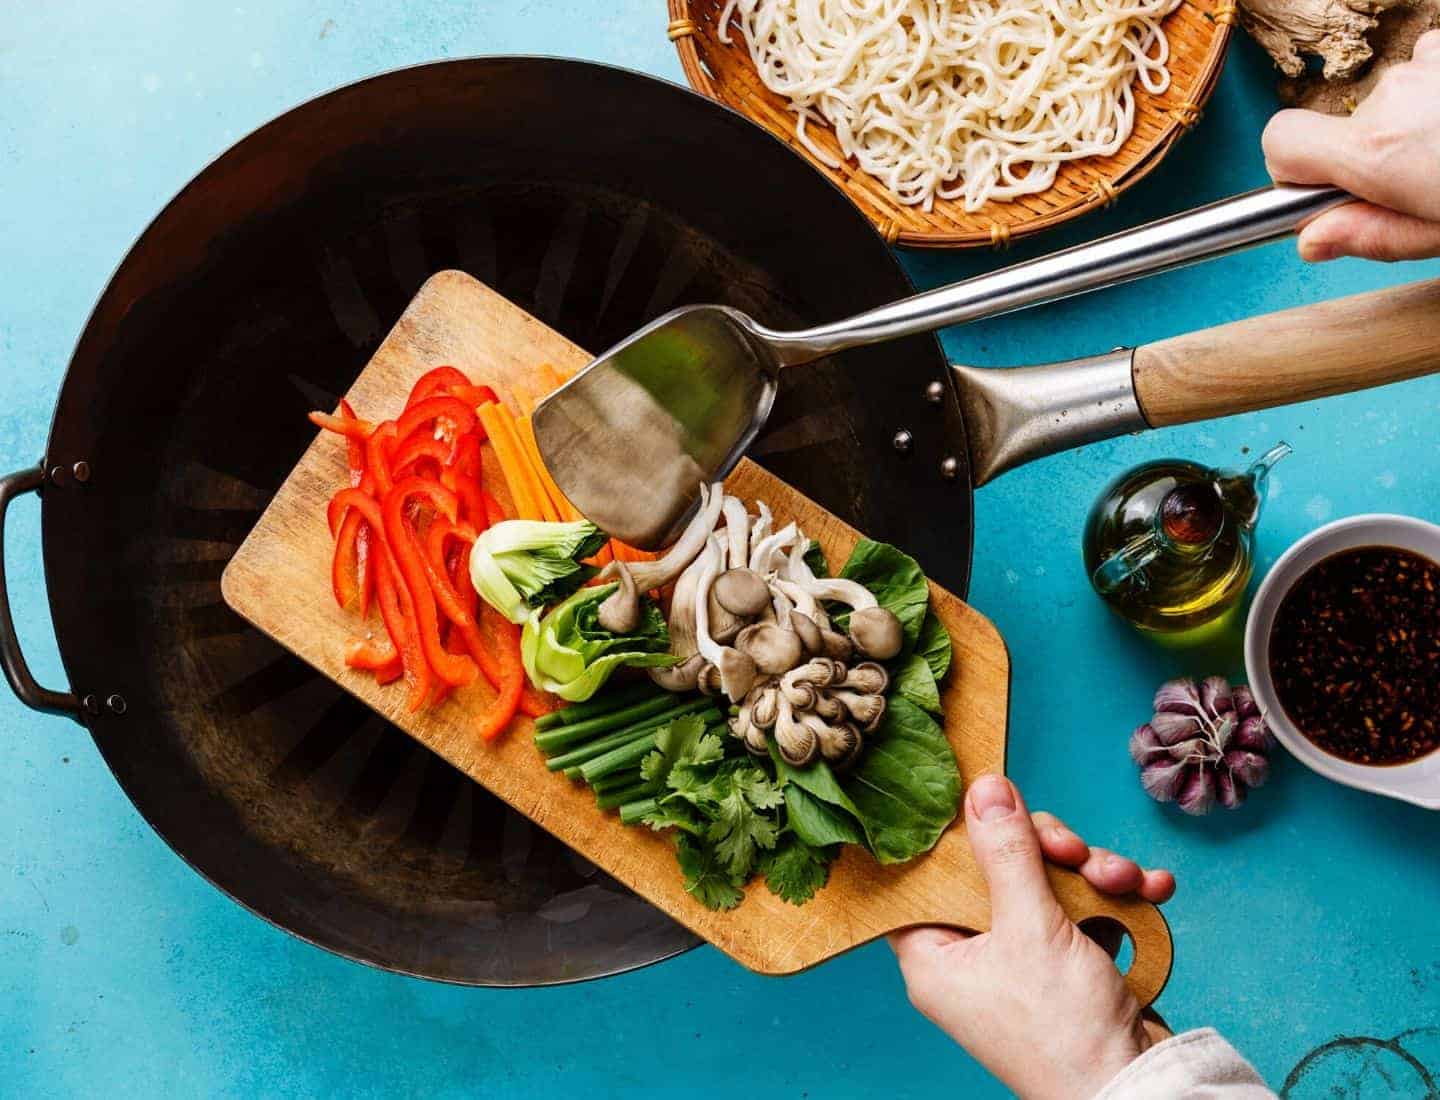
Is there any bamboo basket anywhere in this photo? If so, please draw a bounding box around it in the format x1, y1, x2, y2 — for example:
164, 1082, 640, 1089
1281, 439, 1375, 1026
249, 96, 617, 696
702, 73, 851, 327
667, 1, 1235, 248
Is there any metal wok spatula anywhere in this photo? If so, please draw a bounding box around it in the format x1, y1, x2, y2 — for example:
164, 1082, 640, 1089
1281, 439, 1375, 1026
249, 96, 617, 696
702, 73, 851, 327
534, 185, 1350, 548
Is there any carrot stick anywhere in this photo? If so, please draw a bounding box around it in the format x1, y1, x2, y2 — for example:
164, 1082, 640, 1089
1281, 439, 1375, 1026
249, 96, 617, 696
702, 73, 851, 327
509, 379, 542, 418
610, 540, 658, 563
501, 411, 555, 521
537, 363, 567, 393
502, 411, 558, 528
478, 403, 543, 521
516, 415, 580, 524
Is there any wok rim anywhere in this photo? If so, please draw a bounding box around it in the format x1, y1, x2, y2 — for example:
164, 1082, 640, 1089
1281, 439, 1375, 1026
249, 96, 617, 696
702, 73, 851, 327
36, 54, 969, 987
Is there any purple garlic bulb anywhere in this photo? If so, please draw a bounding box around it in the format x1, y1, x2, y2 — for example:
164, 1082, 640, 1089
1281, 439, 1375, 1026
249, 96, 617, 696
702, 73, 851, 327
1130, 676, 1273, 814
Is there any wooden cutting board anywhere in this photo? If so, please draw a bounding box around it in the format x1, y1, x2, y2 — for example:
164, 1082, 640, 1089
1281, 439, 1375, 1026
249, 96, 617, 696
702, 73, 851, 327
222, 271, 1172, 1004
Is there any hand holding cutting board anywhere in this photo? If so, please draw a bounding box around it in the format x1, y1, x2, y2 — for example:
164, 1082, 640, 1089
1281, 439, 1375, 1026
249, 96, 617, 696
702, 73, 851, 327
894, 775, 1174, 1100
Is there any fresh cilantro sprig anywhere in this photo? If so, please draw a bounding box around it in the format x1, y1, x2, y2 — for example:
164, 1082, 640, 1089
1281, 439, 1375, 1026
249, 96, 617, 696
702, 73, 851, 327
636, 714, 832, 909
760, 836, 834, 905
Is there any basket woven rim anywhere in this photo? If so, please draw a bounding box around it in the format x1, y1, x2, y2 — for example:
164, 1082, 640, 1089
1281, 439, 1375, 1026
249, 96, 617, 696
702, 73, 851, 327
667, 2, 1235, 249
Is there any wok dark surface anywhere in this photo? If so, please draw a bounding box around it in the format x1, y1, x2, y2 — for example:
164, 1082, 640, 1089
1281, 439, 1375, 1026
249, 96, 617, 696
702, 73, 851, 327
28, 58, 972, 984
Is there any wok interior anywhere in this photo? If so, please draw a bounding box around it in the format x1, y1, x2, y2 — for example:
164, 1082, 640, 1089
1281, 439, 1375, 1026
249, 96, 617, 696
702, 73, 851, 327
40, 60, 965, 983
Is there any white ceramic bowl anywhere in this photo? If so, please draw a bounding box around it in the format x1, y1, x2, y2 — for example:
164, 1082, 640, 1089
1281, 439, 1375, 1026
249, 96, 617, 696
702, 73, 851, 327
1244, 514, 1440, 810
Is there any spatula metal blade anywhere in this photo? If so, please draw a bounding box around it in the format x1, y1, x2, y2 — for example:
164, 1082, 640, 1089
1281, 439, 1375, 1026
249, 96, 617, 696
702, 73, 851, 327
533, 306, 777, 548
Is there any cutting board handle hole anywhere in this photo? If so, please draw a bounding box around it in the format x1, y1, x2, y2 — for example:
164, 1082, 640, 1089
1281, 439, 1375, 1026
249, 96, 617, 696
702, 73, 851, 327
1079, 916, 1134, 976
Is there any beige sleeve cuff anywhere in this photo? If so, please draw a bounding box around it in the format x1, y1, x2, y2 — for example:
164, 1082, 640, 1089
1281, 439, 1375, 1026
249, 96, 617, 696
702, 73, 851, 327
1092, 1028, 1276, 1100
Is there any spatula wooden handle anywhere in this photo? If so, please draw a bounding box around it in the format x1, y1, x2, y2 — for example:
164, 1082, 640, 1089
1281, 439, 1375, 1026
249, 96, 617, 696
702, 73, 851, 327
1132, 278, 1440, 427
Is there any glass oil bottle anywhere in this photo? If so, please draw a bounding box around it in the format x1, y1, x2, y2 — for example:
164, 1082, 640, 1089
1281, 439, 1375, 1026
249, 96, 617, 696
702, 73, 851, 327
1082, 443, 1291, 635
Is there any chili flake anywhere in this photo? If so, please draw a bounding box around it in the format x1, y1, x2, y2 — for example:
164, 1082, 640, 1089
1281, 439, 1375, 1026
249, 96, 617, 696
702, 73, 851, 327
1269, 546, 1440, 765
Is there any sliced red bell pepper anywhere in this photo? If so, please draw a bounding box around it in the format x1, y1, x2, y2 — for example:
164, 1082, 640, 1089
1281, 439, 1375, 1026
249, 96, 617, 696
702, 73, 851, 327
430, 622, 466, 707
339, 400, 374, 613
355, 524, 374, 618
379, 550, 429, 709
442, 531, 552, 723
309, 409, 375, 439
392, 433, 451, 479
330, 488, 430, 710
476, 602, 525, 741
443, 471, 488, 531
404, 368, 498, 418
449, 432, 482, 479
332, 511, 366, 610
441, 434, 486, 518
395, 396, 477, 451
481, 489, 507, 529
330, 402, 374, 612
405, 366, 475, 408
382, 477, 474, 689
327, 478, 376, 538
422, 520, 500, 690
450, 383, 498, 411
366, 421, 398, 497
339, 400, 366, 484
344, 635, 398, 671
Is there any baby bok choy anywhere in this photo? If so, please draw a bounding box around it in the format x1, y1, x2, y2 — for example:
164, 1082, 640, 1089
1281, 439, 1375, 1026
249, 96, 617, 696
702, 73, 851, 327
521, 582, 677, 701
469, 519, 609, 624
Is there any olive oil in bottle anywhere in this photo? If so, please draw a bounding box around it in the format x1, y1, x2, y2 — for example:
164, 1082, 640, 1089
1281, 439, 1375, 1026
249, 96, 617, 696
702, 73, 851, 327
1082, 443, 1290, 634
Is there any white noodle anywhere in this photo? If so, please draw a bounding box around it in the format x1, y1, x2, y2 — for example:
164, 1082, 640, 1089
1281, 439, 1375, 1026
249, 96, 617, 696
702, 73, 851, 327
718, 0, 1183, 212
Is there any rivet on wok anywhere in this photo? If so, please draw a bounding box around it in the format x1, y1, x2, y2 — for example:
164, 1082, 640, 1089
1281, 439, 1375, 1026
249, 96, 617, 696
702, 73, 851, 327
940, 456, 960, 480
48, 465, 67, 486
105, 693, 127, 716
81, 694, 101, 716
925, 381, 945, 404
72, 461, 91, 483
892, 429, 914, 454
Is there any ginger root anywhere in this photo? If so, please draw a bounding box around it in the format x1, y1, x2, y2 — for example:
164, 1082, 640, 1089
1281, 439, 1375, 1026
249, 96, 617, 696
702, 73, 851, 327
1240, 0, 1439, 111
1278, 0, 1440, 110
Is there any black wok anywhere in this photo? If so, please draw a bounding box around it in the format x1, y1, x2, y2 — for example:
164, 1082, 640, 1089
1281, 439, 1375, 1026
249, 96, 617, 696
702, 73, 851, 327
0, 58, 971, 985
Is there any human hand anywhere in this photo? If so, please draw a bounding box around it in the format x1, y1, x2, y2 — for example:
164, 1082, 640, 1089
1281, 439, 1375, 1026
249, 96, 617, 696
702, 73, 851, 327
1262, 30, 1440, 262
890, 775, 1174, 1100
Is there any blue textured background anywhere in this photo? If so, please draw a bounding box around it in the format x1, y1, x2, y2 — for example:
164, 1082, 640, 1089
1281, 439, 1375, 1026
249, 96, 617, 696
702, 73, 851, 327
4, 3, 1439, 1096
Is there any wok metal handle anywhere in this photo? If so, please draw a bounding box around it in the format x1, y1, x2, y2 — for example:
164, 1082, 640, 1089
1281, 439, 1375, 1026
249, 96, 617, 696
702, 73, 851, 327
765, 185, 1354, 363
955, 277, 1440, 485
0, 464, 81, 719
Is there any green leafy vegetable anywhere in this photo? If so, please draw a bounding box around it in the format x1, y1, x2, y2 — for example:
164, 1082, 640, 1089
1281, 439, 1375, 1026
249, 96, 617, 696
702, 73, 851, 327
675, 834, 745, 910
639, 800, 705, 837
640, 714, 720, 787
782, 784, 865, 848
838, 540, 951, 711
761, 837, 834, 905
640, 716, 787, 908
840, 696, 961, 864
769, 747, 874, 844
803, 539, 830, 579
470, 519, 609, 623
521, 582, 675, 701
893, 652, 942, 715
771, 746, 859, 811
915, 609, 953, 683
709, 780, 782, 876
837, 538, 930, 648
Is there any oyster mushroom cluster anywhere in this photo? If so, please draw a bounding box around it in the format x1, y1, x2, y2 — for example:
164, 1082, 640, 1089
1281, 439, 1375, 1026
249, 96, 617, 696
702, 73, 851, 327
595, 485, 902, 766
733, 658, 889, 770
